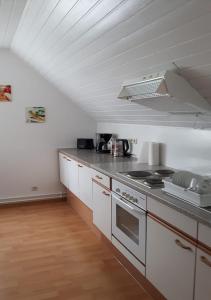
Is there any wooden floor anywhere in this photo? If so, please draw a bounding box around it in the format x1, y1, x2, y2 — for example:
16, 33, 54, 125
0, 200, 153, 300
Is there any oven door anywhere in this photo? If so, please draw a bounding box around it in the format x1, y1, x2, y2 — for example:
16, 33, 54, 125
112, 192, 146, 264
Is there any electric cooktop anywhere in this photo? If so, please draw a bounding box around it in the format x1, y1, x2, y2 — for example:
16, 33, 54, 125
118, 169, 175, 189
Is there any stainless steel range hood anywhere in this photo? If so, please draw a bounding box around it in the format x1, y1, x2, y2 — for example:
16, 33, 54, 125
118, 71, 211, 114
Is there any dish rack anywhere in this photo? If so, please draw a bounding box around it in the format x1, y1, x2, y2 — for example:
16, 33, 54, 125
162, 178, 211, 207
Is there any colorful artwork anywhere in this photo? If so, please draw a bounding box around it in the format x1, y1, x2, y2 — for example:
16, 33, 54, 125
0, 85, 11, 102
26, 107, 46, 123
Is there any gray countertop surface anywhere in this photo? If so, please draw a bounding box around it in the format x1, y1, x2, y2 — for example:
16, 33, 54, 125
59, 148, 211, 228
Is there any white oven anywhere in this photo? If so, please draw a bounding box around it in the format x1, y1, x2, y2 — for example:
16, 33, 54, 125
112, 180, 146, 264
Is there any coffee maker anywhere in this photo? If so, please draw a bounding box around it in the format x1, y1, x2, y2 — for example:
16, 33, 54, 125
96, 133, 112, 153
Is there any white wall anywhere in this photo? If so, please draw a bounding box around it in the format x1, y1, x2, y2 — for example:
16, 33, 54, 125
0, 50, 96, 201
97, 122, 211, 175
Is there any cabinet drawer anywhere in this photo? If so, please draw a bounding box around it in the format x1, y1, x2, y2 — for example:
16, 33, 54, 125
147, 197, 197, 238
92, 169, 110, 189
198, 223, 211, 249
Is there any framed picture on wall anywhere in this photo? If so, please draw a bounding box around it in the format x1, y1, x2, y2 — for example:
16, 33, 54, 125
0, 85, 11, 102
26, 107, 46, 123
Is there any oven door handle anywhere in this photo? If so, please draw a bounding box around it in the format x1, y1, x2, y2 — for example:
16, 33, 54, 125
113, 193, 145, 215
120, 198, 135, 210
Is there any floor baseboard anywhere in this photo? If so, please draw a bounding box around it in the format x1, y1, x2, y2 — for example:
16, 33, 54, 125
0, 192, 66, 205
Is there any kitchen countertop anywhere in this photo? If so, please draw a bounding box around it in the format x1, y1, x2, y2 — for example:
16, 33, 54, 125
59, 148, 211, 228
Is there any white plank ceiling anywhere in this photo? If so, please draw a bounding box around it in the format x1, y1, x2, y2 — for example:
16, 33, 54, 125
2, 0, 211, 127
0, 0, 27, 47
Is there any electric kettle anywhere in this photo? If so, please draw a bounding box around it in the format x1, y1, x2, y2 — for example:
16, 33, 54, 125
114, 139, 131, 157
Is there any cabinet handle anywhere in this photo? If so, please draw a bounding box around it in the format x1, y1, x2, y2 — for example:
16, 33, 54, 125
175, 239, 193, 252
102, 191, 110, 197
201, 256, 211, 267
63, 156, 71, 161
78, 164, 83, 168
96, 175, 103, 180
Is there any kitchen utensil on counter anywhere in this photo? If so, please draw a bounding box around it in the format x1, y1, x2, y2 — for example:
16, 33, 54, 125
187, 178, 198, 191
172, 171, 201, 189
77, 138, 94, 149
163, 171, 211, 207
118, 139, 131, 157
163, 178, 211, 207
111, 139, 131, 157
148, 142, 160, 165
195, 177, 211, 194
96, 133, 112, 153
111, 138, 119, 157
111, 138, 118, 157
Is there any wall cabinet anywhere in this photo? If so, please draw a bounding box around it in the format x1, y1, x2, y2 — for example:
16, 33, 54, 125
195, 248, 211, 300
146, 216, 196, 300
93, 181, 111, 240
59, 153, 71, 188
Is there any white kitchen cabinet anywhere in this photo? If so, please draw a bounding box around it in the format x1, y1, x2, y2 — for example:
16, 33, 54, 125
59, 153, 71, 188
68, 159, 79, 198
146, 216, 196, 300
92, 169, 110, 189
93, 181, 111, 240
147, 196, 197, 238
78, 163, 93, 209
59, 153, 79, 196
195, 248, 211, 300
198, 223, 211, 249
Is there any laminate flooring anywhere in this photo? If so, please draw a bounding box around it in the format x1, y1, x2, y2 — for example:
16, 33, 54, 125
0, 200, 153, 300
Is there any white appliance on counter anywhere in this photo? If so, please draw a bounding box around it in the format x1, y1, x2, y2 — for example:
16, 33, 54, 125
163, 179, 211, 207
163, 171, 211, 207
112, 180, 146, 266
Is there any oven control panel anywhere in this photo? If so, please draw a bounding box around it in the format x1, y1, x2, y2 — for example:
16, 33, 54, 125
112, 179, 146, 211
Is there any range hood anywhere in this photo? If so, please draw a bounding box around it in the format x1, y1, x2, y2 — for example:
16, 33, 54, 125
118, 70, 211, 114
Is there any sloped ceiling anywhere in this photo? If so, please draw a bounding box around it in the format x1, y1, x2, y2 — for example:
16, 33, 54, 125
0, 0, 27, 47
2, 0, 211, 127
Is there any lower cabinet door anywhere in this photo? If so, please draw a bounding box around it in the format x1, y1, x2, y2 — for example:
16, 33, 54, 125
146, 216, 196, 300
68, 160, 79, 197
93, 181, 111, 240
195, 248, 211, 300
59, 153, 71, 188
78, 163, 92, 209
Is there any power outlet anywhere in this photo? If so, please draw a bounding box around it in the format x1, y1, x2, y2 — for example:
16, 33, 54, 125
128, 138, 138, 145
31, 186, 38, 191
